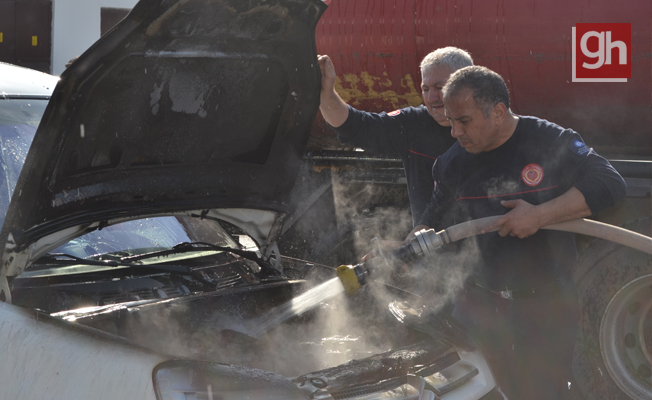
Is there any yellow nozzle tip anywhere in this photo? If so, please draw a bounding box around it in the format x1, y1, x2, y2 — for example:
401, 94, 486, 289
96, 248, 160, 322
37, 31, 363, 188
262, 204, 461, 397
337, 265, 362, 297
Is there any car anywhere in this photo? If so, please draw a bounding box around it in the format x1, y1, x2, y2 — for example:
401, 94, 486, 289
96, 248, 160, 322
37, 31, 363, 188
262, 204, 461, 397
0, 0, 503, 399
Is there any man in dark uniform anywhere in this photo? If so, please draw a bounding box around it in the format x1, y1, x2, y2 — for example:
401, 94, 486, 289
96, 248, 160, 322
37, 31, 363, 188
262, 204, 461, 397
413, 66, 626, 399
318, 47, 473, 226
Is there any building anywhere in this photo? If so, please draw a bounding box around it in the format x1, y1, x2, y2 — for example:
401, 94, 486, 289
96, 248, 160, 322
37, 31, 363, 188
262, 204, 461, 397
0, 0, 137, 75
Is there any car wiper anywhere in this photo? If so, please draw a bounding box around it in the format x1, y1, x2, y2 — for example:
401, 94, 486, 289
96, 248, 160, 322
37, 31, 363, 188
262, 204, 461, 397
118, 241, 257, 262
35, 253, 216, 287
38, 253, 139, 268
119, 242, 280, 276
36, 242, 278, 280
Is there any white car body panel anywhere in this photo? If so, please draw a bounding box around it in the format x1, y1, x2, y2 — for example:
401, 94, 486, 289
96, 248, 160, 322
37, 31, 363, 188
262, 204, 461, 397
0, 302, 166, 399
444, 350, 504, 399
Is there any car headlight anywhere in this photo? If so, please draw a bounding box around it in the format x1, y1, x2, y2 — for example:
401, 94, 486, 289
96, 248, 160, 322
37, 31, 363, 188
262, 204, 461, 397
154, 361, 308, 400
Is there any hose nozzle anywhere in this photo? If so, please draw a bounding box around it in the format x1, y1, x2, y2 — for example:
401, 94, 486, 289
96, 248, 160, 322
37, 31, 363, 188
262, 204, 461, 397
335, 229, 448, 296
336, 237, 420, 296
336, 264, 367, 296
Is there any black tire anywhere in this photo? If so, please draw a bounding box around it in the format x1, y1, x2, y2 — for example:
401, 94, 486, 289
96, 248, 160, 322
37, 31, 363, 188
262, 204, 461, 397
572, 217, 652, 400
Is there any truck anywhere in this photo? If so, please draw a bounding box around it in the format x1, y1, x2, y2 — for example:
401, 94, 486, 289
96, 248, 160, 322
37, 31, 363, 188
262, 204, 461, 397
277, 1, 652, 399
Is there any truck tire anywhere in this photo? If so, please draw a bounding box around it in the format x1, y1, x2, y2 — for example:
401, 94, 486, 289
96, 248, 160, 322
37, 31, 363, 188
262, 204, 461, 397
572, 217, 652, 400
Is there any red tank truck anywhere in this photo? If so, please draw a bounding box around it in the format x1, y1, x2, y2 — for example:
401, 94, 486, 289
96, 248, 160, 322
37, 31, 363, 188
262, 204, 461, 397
282, 1, 651, 399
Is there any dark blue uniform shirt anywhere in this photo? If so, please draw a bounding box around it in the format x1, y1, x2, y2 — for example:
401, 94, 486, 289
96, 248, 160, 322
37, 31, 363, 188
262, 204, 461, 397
330, 105, 456, 226
419, 116, 626, 290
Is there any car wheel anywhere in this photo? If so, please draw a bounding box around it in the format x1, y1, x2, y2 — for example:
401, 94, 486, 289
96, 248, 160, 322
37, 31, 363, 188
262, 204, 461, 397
572, 217, 652, 400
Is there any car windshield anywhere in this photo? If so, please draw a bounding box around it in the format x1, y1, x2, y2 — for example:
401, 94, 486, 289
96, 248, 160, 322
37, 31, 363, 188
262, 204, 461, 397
48, 215, 241, 261
0, 99, 48, 229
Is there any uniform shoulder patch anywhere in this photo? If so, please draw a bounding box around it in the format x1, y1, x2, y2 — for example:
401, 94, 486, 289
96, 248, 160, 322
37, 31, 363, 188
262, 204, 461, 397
521, 163, 544, 187
570, 139, 591, 156
387, 110, 401, 116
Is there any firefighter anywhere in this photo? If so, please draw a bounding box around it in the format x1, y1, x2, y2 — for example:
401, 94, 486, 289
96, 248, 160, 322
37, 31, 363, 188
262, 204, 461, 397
318, 47, 472, 226
412, 65, 626, 399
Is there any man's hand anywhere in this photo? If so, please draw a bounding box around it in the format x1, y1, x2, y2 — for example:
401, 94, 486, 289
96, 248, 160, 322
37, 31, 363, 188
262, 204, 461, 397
317, 55, 349, 127
318, 55, 337, 93
481, 199, 543, 238
480, 187, 592, 238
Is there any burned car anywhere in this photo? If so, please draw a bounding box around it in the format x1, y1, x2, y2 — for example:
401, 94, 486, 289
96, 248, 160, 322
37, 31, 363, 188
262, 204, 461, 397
0, 0, 502, 399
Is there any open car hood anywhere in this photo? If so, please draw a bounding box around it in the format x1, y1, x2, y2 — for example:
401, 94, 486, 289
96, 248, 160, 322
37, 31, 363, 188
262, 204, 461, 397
0, 0, 325, 278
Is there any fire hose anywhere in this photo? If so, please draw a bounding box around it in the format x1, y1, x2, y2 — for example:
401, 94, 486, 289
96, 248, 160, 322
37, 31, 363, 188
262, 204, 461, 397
337, 217, 652, 296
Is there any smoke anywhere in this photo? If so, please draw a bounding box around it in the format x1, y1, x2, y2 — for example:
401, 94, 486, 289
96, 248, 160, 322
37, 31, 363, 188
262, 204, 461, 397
328, 173, 483, 314
397, 237, 481, 310
329, 177, 413, 262
485, 176, 519, 198
49, 163, 483, 378
76, 279, 413, 377
66, 229, 481, 378
255, 289, 394, 374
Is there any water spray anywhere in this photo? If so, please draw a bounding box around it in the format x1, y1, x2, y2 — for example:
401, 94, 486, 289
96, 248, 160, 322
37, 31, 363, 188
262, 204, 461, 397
337, 216, 652, 296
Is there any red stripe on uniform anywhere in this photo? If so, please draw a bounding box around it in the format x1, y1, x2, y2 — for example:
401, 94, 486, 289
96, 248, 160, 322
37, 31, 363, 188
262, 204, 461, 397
456, 185, 558, 201
408, 149, 437, 160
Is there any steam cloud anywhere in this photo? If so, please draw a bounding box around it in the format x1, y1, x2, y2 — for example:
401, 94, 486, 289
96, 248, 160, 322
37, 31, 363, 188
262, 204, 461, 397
54, 166, 486, 379
329, 175, 482, 314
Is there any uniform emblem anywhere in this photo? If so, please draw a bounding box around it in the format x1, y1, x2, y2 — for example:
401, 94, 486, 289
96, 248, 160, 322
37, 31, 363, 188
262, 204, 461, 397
521, 164, 544, 187
387, 110, 401, 116
571, 140, 590, 156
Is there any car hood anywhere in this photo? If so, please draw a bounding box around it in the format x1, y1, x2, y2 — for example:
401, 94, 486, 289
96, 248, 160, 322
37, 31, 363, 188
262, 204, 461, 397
0, 0, 325, 278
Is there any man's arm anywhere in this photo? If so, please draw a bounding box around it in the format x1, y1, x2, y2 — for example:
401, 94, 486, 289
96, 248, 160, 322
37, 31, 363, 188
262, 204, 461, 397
318, 55, 349, 127
481, 187, 591, 238
411, 186, 590, 240
483, 130, 627, 239
318, 55, 415, 155
482, 140, 627, 238
404, 161, 456, 240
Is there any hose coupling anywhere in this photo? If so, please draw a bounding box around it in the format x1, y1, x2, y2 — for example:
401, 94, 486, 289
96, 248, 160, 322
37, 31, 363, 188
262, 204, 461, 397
409, 228, 450, 258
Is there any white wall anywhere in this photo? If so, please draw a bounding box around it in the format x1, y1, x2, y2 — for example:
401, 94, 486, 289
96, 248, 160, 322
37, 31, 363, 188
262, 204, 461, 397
52, 0, 139, 75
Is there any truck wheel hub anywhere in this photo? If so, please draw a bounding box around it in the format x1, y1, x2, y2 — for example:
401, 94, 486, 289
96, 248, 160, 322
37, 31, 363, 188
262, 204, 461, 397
600, 273, 652, 399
